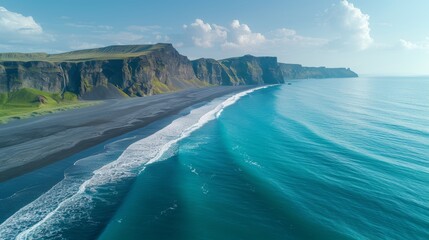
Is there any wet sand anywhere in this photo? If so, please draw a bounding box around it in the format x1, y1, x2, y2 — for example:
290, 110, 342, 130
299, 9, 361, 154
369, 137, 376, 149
0, 86, 252, 182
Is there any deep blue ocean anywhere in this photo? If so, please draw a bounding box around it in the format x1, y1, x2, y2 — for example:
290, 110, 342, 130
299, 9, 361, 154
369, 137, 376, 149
1, 77, 428, 239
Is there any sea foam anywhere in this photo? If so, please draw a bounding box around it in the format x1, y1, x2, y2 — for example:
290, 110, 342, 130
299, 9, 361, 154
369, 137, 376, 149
0, 86, 271, 239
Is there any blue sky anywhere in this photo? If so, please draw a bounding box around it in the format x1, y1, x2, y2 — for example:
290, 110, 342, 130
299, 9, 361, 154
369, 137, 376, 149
0, 0, 428, 75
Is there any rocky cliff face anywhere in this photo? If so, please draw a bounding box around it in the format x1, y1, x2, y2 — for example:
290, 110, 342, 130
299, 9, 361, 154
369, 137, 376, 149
191, 58, 235, 86
0, 61, 66, 93
0, 44, 357, 99
0, 44, 202, 98
279, 63, 358, 79
192, 55, 284, 86
219, 55, 284, 85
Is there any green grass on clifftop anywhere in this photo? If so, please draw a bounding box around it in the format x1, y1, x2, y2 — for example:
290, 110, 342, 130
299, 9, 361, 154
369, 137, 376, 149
0, 44, 171, 62
0, 88, 96, 123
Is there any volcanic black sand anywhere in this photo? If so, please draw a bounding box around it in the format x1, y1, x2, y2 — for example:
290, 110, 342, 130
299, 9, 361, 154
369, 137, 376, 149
0, 86, 252, 182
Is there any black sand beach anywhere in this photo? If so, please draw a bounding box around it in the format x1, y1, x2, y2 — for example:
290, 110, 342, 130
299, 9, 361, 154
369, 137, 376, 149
0, 86, 252, 182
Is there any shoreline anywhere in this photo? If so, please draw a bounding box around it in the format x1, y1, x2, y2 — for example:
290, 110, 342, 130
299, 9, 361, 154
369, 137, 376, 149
0, 86, 253, 182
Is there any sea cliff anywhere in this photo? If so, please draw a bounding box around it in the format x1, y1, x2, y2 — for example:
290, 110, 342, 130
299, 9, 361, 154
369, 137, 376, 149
0, 43, 357, 100
0, 44, 203, 98
192, 55, 284, 86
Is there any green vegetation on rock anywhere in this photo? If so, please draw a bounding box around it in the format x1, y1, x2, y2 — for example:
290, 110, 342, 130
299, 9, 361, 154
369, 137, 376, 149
0, 88, 96, 123
63, 91, 79, 101
6, 88, 57, 107
152, 78, 173, 95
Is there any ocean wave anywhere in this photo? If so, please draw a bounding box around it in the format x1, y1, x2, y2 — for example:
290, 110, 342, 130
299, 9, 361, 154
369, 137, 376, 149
0, 86, 272, 239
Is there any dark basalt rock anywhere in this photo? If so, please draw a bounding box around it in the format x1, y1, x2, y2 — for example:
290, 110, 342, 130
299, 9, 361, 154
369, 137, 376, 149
192, 55, 284, 86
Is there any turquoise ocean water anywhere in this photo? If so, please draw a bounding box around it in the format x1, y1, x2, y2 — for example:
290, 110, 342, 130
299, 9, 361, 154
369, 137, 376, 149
0, 77, 428, 239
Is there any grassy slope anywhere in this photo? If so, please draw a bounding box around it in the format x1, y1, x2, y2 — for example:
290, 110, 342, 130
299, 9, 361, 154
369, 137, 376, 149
0, 88, 97, 123
0, 44, 170, 62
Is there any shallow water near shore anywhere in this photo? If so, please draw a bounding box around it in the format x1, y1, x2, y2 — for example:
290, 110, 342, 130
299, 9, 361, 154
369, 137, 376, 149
1, 77, 429, 239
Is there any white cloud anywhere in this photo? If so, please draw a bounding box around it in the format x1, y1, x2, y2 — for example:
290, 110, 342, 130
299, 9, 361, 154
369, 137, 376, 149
181, 18, 332, 59
0, 6, 53, 43
400, 38, 429, 50
327, 0, 373, 50
184, 19, 265, 49
0, 7, 42, 34
183, 19, 227, 48
223, 19, 265, 49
